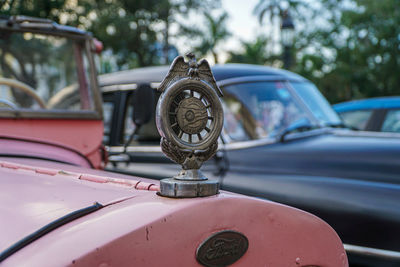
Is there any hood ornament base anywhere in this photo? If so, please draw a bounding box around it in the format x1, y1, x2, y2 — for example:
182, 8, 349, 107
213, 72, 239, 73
156, 53, 223, 198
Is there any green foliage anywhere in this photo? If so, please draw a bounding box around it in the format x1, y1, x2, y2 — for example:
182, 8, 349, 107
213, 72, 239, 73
0, 0, 66, 20
179, 11, 230, 63
83, 0, 160, 68
253, 0, 311, 25
2, 0, 399, 104
226, 35, 280, 65
249, 0, 400, 103
296, 0, 400, 103
0, 0, 219, 71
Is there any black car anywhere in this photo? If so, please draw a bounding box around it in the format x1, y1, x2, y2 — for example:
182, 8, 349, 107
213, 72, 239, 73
99, 64, 400, 267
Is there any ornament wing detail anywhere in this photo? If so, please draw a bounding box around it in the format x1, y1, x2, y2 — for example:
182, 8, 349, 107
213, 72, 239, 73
197, 59, 223, 97
158, 56, 189, 92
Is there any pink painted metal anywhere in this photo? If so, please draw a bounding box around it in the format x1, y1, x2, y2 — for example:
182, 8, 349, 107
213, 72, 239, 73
0, 159, 158, 254
0, 118, 103, 168
0, 159, 348, 267
0, 139, 92, 168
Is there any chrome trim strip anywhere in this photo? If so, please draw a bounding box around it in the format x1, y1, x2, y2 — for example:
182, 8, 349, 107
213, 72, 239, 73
107, 138, 276, 154
216, 75, 306, 88
222, 138, 275, 150
107, 146, 162, 153
150, 82, 161, 88
100, 82, 160, 93
334, 129, 400, 138
102, 83, 138, 92
107, 128, 332, 154
344, 244, 400, 260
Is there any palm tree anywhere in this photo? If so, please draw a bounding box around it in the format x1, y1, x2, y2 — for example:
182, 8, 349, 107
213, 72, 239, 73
254, 0, 284, 25
227, 36, 269, 64
180, 11, 230, 63
226, 35, 282, 65
253, 0, 309, 68
254, 0, 307, 25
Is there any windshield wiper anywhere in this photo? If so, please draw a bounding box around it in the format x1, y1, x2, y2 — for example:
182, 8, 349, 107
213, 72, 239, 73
324, 122, 347, 128
324, 122, 358, 130
279, 124, 320, 142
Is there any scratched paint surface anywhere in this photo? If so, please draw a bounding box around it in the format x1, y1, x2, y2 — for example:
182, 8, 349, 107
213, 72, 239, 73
0, 159, 347, 267
0, 159, 158, 253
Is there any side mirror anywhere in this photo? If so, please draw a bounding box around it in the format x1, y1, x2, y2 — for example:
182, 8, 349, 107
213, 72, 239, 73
123, 83, 155, 154
132, 84, 155, 127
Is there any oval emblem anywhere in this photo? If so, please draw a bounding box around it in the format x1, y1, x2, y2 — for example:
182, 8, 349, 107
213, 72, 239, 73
177, 97, 208, 134
196, 230, 249, 267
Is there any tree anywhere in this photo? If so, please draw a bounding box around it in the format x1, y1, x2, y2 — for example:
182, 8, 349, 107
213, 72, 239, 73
82, 0, 160, 68
296, 0, 400, 103
1, 0, 159, 69
253, 0, 312, 61
152, 0, 221, 64
180, 11, 230, 63
0, 0, 220, 70
226, 35, 280, 65
0, 0, 67, 20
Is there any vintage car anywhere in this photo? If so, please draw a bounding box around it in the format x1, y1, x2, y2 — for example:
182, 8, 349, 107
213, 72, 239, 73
334, 96, 400, 133
99, 65, 400, 267
0, 16, 348, 266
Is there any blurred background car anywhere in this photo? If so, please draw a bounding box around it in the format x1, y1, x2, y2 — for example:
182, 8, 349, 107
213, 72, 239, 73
99, 64, 400, 267
334, 97, 400, 133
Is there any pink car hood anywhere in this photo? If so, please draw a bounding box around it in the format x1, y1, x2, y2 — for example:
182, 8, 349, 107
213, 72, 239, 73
0, 159, 348, 267
0, 159, 158, 254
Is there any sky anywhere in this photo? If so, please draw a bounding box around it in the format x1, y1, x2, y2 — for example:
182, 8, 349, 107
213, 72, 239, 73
173, 0, 271, 64
212, 0, 268, 63
221, 0, 265, 50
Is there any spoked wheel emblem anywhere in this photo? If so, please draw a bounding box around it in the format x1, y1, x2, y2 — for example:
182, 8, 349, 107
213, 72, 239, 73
171, 91, 214, 144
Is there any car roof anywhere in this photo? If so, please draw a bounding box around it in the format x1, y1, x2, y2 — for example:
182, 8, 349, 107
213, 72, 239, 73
333, 96, 400, 112
0, 15, 90, 37
99, 63, 307, 86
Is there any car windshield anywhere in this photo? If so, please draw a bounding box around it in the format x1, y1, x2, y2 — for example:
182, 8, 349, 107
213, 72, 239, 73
0, 30, 93, 112
222, 81, 341, 141
290, 81, 341, 125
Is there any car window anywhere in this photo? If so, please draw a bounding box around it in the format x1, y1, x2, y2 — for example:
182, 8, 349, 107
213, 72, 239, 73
0, 31, 94, 111
381, 109, 400, 133
290, 82, 341, 125
222, 95, 251, 141
223, 81, 310, 141
124, 92, 160, 145
339, 110, 372, 130
103, 102, 114, 144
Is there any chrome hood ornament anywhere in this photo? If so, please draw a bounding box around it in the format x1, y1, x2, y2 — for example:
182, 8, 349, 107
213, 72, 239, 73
156, 53, 223, 197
